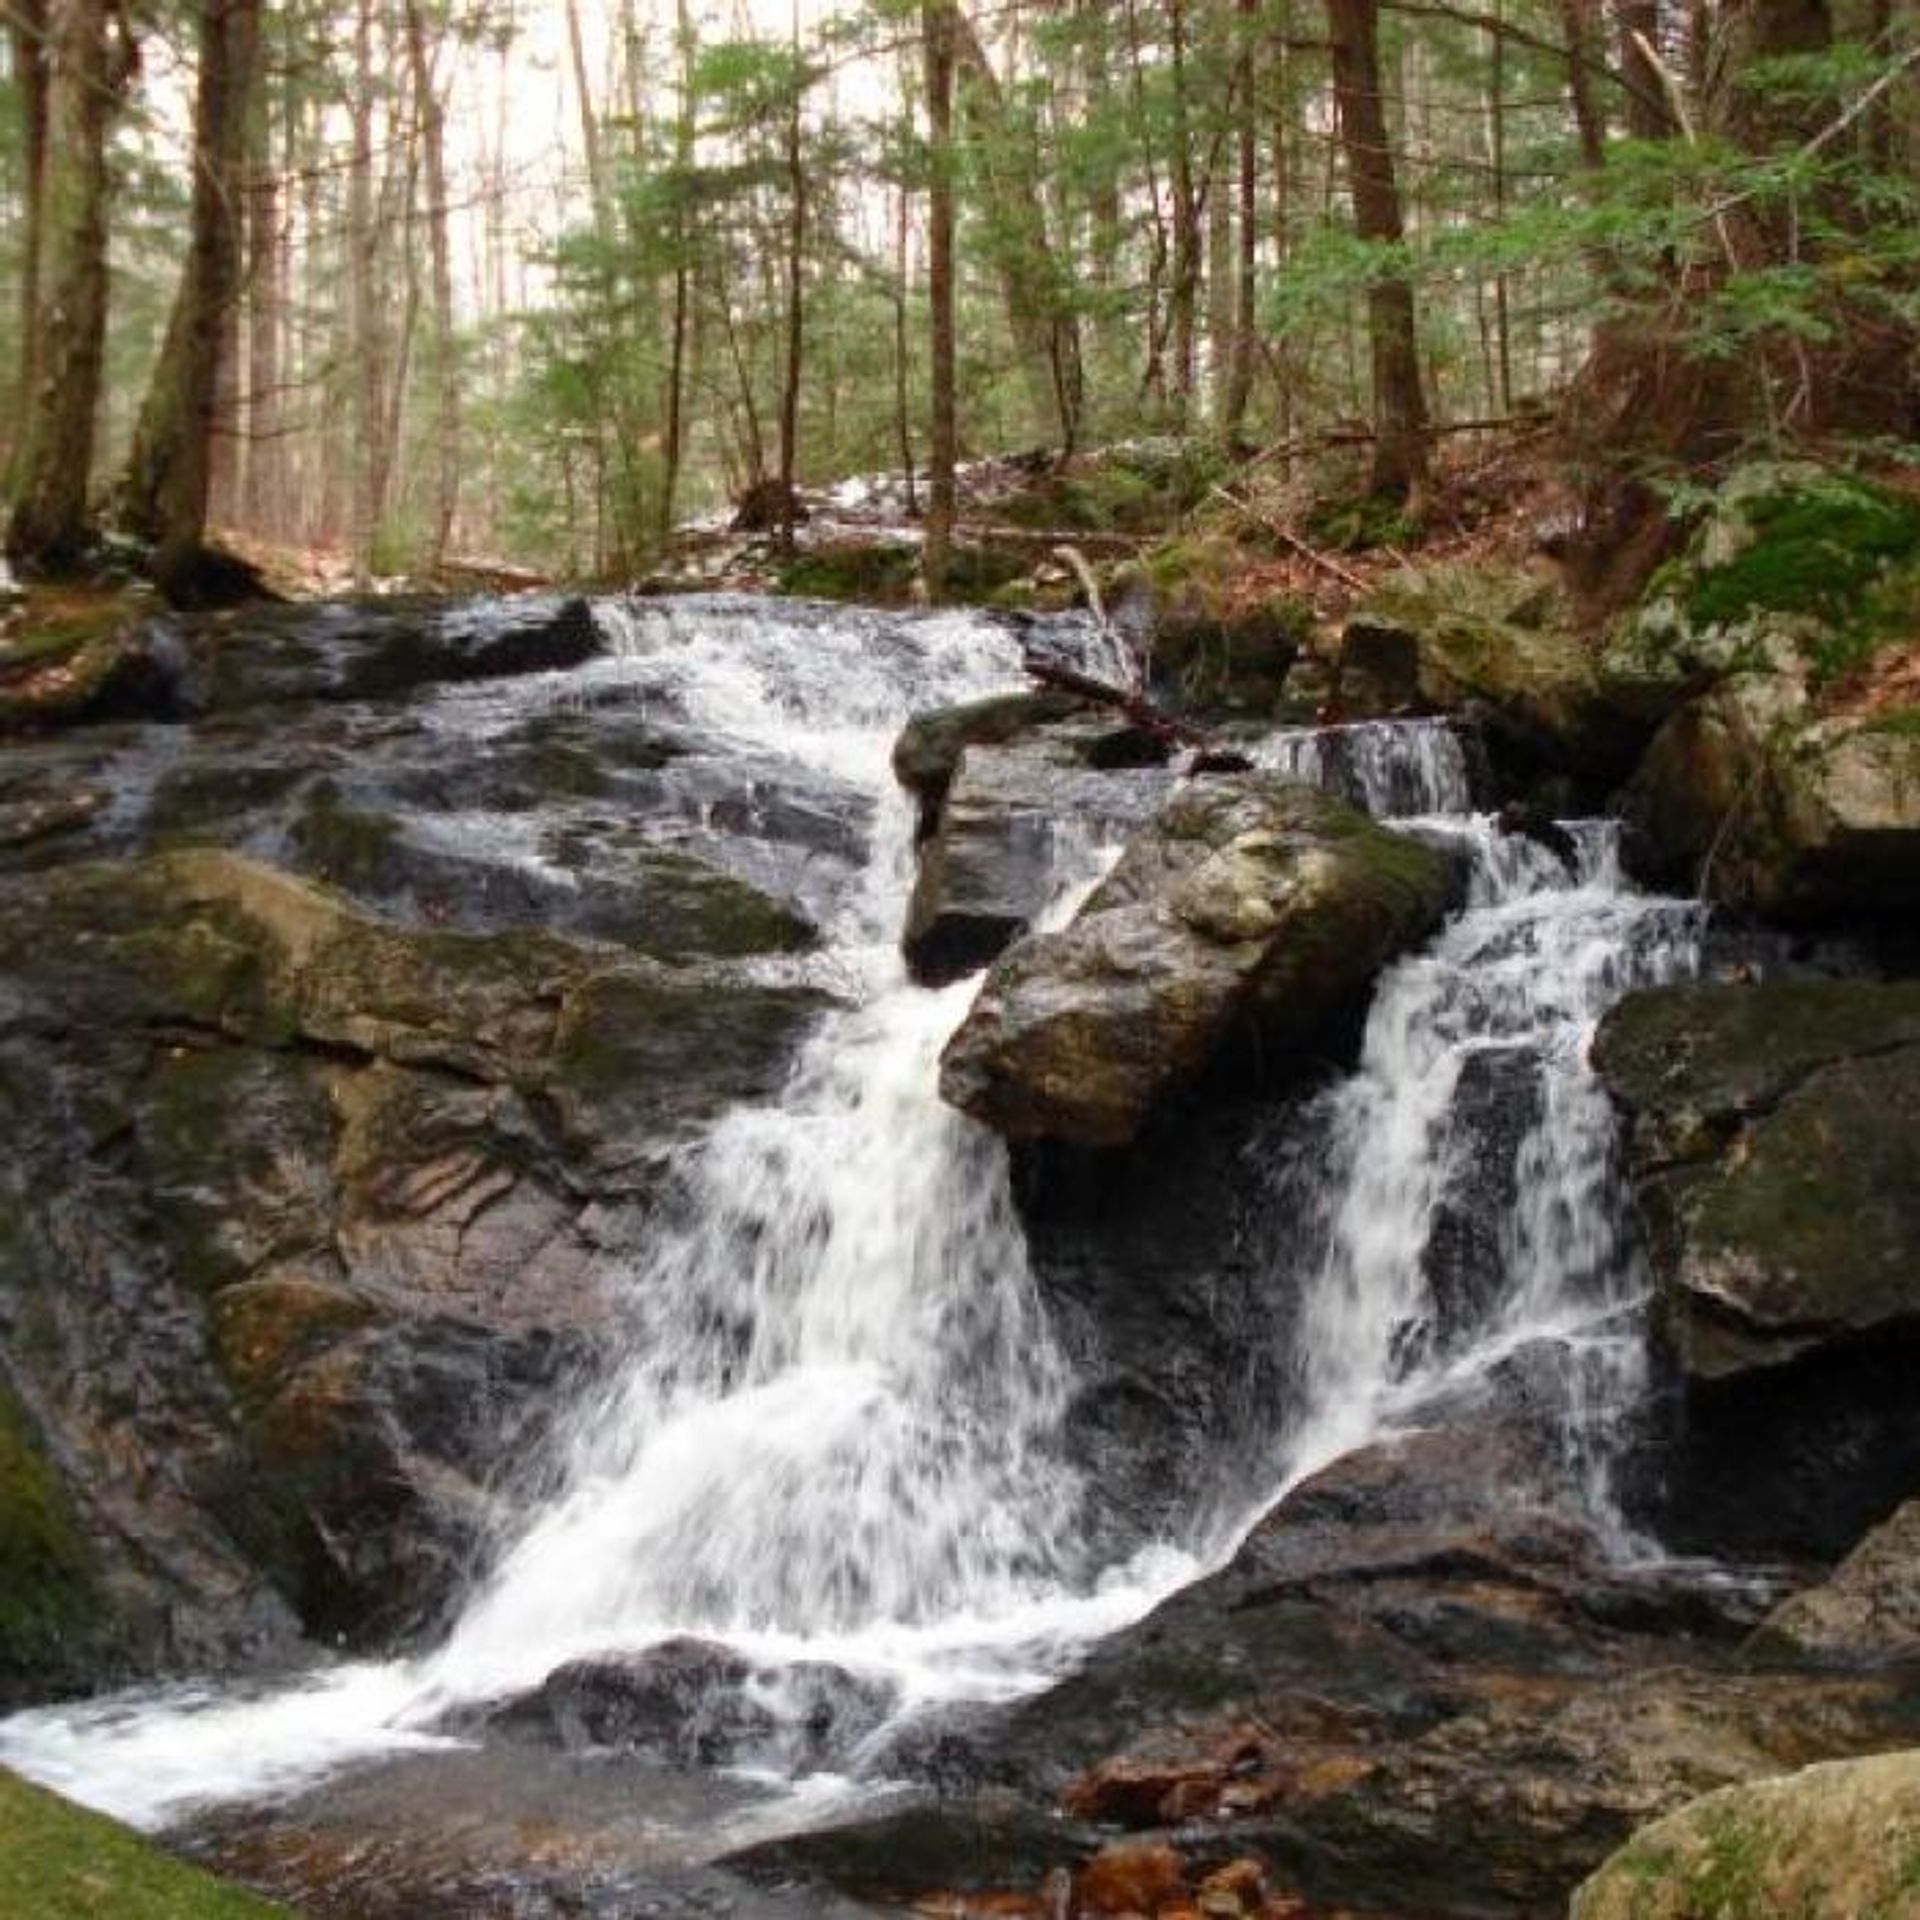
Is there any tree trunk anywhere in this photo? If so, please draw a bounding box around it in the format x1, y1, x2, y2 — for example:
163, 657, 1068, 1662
404, 0, 459, 570
347, 0, 378, 584
659, 0, 696, 543
121, 0, 261, 592
1221, 0, 1261, 438
949, 9, 1084, 450
1617, 0, 1675, 138
7, 0, 49, 484
776, 10, 805, 559
7, 0, 119, 573
1326, 0, 1430, 499
241, 85, 282, 536
924, 0, 958, 600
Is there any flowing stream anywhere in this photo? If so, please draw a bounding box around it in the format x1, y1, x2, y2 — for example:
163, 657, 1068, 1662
0, 596, 1700, 1849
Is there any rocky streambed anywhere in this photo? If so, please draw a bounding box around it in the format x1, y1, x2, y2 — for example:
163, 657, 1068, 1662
0, 480, 1917, 1920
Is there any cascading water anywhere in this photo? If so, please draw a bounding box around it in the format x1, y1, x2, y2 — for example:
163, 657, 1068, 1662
0, 596, 1699, 1853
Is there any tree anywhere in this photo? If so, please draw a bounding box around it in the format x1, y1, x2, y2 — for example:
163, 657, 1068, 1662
1327, 0, 1431, 499
120, 0, 261, 596
924, 0, 958, 599
7, 0, 125, 573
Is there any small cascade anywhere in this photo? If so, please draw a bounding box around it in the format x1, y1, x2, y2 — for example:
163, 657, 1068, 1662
0, 603, 1700, 1849
1267, 814, 1702, 1514
1251, 716, 1476, 817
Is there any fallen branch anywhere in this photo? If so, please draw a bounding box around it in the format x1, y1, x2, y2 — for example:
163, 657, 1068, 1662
1024, 659, 1213, 747
1207, 486, 1371, 592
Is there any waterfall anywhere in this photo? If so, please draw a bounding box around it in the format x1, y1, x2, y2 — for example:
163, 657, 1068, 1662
0, 597, 1698, 1841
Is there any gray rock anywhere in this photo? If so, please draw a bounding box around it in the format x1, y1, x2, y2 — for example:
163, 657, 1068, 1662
939, 775, 1453, 1145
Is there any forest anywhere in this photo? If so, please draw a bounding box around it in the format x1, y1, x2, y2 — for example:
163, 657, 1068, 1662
1, 0, 1915, 595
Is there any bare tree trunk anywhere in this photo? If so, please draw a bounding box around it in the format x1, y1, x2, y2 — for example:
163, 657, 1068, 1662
659, 0, 695, 542
924, 0, 958, 600
892, 167, 917, 516
776, 5, 805, 558
7, 0, 49, 484
8, 0, 121, 573
1167, 0, 1199, 422
1327, 0, 1430, 500
404, 0, 459, 569
241, 83, 282, 536
1222, 0, 1261, 437
122, 0, 261, 592
1560, 0, 1608, 168
346, 0, 378, 581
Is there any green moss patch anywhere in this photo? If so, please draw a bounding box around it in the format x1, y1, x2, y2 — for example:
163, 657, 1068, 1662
0, 1769, 284, 1917
0, 1387, 100, 1687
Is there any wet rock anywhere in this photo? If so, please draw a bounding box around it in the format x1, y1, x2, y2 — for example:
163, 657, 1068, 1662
1753, 1501, 1920, 1664
170, 594, 605, 714
1075, 1839, 1187, 1914
0, 850, 826, 1683
1596, 978, 1920, 1559
1571, 1748, 1920, 1920
830, 1401, 1920, 1919
901, 722, 1171, 988
1339, 562, 1643, 777
1594, 979, 1920, 1379
939, 776, 1452, 1146
892, 691, 1091, 840
496, 1638, 893, 1772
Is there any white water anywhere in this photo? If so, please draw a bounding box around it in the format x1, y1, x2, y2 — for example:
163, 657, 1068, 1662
0, 601, 1699, 1837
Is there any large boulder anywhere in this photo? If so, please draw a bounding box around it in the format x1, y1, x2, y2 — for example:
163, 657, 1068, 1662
1339, 561, 1643, 777
1595, 978, 1920, 1558
939, 775, 1453, 1146
1572, 1749, 1920, 1920
1753, 1501, 1920, 1665
899, 703, 1173, 987
0, 850, 825, 1689
1595, 979, 1920, 1381
1601, 461, 1920, 724
1621, 687, 1920, 920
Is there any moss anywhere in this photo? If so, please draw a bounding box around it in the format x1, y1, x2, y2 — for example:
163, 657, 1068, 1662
0, 1386, 100, 1685
1306, 493, 1420, 553
779, 543, 919, 605
1864, 705, 1920, 738
0, 1769, 285, 1917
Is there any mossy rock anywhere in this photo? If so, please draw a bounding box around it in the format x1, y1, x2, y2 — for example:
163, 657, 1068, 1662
1608, 464, 1920, 710
0, 591, 165, 733
1131, 536, 1310, 717
1572, 1749, 1920, 1920
0, 1386, 103, 1696
778, 542, 920, 605
0, 1768, 284, 1917
1345, 560, 1640, 773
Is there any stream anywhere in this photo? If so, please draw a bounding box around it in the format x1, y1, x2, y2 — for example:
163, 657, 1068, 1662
0, 593, 1703, 1898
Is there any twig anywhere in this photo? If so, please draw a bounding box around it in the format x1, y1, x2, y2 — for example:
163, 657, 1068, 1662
1208, 485, 1371, 591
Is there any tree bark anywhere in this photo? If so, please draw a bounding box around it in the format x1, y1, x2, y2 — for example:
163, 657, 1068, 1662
924, 0, 958, 600
404, 0, 459, 570
7, 0, 49, 483
776, 9, 805, 559
121, 0, 261, 592
1221, 0, 1261, 439
7, 0, 121, 573
1326, 0, 1430, 499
